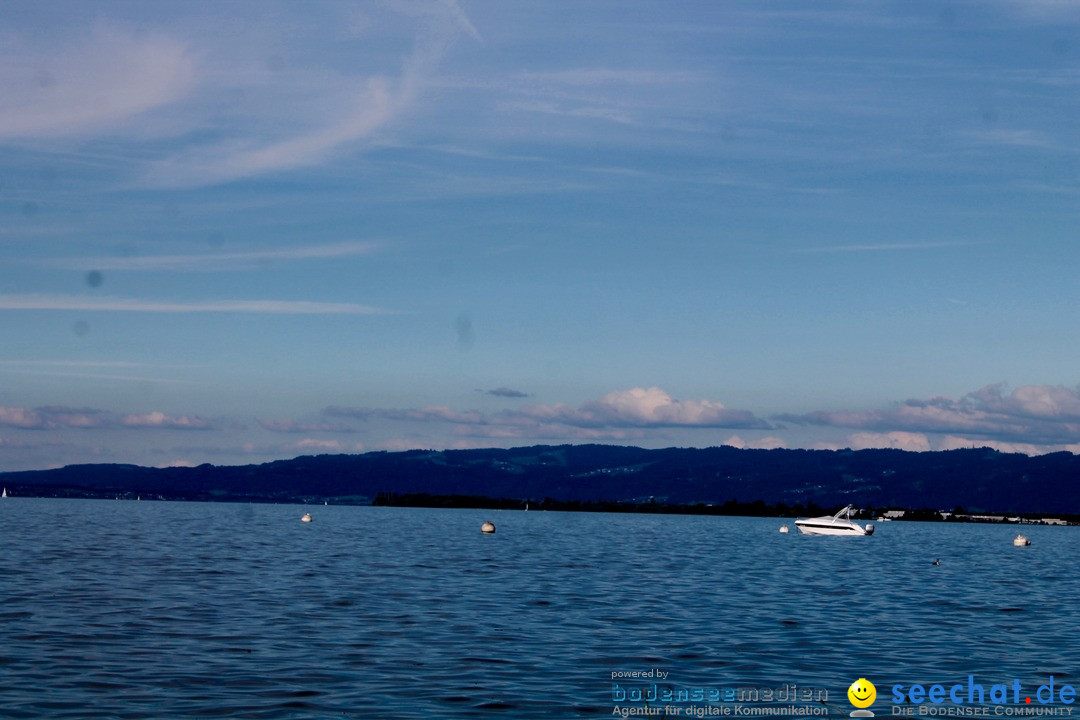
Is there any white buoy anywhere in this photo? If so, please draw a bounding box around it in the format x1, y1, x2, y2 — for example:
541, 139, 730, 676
481, 521, 496, 534
301, 512, 313, 523
1013, 534, 1030, 546
779, 524, 789, 533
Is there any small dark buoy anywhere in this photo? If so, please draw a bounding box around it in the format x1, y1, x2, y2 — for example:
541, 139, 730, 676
481, 521, 495, 534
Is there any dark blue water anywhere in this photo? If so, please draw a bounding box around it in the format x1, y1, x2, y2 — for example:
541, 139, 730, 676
1, 498, 1077, 718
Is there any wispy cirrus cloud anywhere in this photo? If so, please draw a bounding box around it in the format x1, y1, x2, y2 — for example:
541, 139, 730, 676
140, 1, 480, 187
50, 240, 380, 272
1, 3, 479, 187
0, 23, 196, 140
962, 128, 1057, 149
325, 405, 487, 424
258, 419, 356, 434
513, 68, 702, 87
791, 240, 981, 254
0, 360, 146, 369
0, 360, 203, 386
990, 0, 1080, 19
146, 77, 400, 187
0, 294, 391, 315
485, 66, 704, 129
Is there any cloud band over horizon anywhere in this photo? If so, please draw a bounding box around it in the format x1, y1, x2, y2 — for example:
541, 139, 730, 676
3, 384, 1080, 471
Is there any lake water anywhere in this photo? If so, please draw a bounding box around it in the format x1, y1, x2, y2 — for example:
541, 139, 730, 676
0, 498, 1077, 718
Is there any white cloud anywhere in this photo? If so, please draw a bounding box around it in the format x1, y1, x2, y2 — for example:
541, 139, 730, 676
847, 431, 931, 452
325, 387, 771, 439
937, 436, 1044, 455
987, 383, 1080, 419
121, 412, 213, 430
779, 383, 1080, 446
723, 435, 788, 450
39, 407, 111, 429
0, 407, 47, 429
295, 438, 344, 452
374, 438, 428, 452
1, 405, 212, 431
591, 387, 723, 425
0, 406, 112, 430
450, 424, 648, 442
524, 387, 771, 429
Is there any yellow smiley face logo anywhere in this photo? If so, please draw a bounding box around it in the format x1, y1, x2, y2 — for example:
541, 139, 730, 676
848, 678, 876, 708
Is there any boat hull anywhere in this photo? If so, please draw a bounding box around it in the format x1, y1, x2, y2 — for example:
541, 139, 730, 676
794, 504, 874, 536
794, 521, 871, 536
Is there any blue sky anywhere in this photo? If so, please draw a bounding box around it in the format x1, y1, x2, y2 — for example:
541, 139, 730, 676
3, 0, 1080, 470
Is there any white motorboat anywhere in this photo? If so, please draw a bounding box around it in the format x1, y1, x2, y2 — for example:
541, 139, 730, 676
795, 505, 874, 536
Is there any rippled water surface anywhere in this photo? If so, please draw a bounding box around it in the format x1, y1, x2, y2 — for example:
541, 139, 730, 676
1, 499, 1077, 718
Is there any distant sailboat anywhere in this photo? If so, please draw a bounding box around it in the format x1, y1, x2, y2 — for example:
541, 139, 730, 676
1, 488, 7, 498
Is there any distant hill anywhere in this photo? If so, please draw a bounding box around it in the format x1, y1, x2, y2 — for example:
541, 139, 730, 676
3, 444, 1079, 515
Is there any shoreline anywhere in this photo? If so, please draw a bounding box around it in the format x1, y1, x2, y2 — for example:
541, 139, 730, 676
4, 488, 1077, 525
